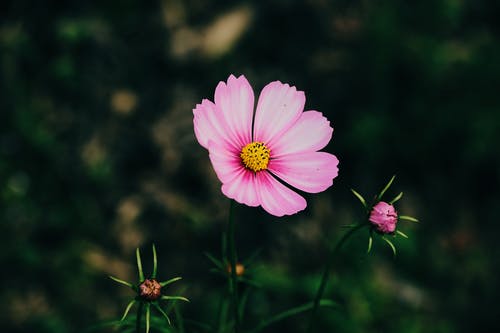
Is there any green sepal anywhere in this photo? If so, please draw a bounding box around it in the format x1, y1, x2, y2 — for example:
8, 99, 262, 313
145, 303, 151, 333
161, 295, 190, 302
109, 275, 134, 289
153, 302, 171, 325
136, 248, 145, 282
160, 277, 182, 287
382, 236, 397, 256
396, 230, 409, 238
399, 215, 419, 222
367, 234, 373, 254
351, 188, 367, 208
204, 252, 225, 271
378, 175, 396, 200
389, 192, 403, 204
152, 244, 158, 279
120, 299, 136, 321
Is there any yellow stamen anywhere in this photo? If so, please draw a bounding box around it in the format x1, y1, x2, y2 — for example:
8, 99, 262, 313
240, 141, 270, 172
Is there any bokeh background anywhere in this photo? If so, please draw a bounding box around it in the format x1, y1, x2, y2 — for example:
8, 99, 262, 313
1, 0, 499, 332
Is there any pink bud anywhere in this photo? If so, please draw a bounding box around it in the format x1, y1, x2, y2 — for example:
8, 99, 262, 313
369, 201, 398, 234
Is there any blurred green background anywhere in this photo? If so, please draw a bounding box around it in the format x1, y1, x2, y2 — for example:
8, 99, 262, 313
1, 0, 499, 332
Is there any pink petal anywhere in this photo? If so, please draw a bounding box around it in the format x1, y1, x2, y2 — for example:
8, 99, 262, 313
253, 81, 305, 144
221, 169, 260, 207
268, 152, 339, 193
207, 141, 242, 184
193, 99, 238, 150
208, 141, 260, 207
214, 75, 254, 148
268, 111, 333, 157
256, 171, 307, 217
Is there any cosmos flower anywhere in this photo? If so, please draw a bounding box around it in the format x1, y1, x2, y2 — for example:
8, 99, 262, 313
193, 75, 339, 216
369, 201, 398, 234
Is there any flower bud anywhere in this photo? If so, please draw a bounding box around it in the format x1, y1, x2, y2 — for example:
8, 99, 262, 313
139, 278, 162, 301
227, 263, 245, 276
369, 201, 398, 234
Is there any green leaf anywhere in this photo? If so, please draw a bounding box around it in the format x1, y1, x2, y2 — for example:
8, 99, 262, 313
183, 319, 212, 332
221, 232, 228, 261
174, 303, 185, 333
249, 299, 339, 333
378, 175, 396, 200
84, 319, 128, 332
160, 277, 182, 287
109, 275, 134, 289
239, 277, 261, 288
145, 303, 151, 333
136, 248, 145, 282
242, 248, 262, 266
152, 244, 158, 279
367, 235, 373, 254
121, 300, 136, 321
389, 192, 403, 204
396, 230, 409, 238
153, 302, 171, 325
341, 224, 359, 228
161, 295, 189, 302
382, 237, 397, 257
204, 252, 225, 271
399, 215, 419, 223
350, 188, 367, 208
239, 287, 251, 320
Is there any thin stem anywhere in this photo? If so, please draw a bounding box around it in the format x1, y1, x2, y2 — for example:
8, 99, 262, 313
250, 299, 338, 333
227, 200, 240, 333
136, 302, 143, 333
306, 224, 366, 333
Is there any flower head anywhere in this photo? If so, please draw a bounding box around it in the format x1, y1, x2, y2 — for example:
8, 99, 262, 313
139, 278, 162, 301
369, 201, 398, 234
109, 245, 188, 333
351, 175, 418, 256
193, 75, 339, 216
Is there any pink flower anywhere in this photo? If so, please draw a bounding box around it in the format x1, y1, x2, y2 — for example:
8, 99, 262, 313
193, 74, 339, 217
369, 201, 398, 233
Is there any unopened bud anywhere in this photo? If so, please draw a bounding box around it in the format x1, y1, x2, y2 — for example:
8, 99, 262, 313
369, 201, 398, 234
139, 278, 162, 301
227, 263, 245, 276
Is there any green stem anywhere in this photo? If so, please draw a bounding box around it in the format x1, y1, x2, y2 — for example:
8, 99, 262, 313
227, 200, 240, 333
250, 299, 338, 333
136, 302, 143, 333
306, 224, 365, 333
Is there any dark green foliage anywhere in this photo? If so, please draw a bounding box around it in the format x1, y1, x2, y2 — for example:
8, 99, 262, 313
1, 0, 499, 332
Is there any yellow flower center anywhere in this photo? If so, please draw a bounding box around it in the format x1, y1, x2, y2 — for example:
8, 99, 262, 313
240, 141, 270, 172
